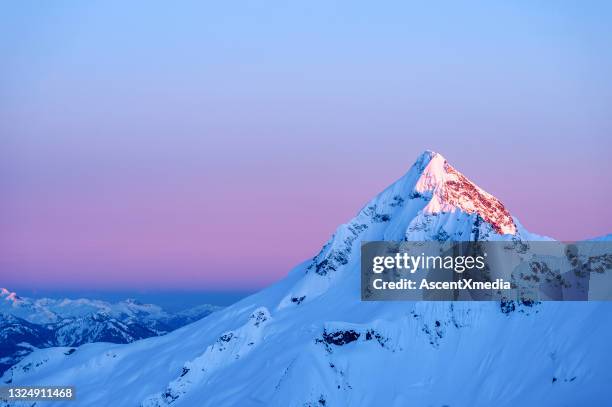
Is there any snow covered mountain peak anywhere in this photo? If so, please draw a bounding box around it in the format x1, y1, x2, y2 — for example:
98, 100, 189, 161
276, 150, 528, 309
411, 150, 516, 235
0, 288, 21, 304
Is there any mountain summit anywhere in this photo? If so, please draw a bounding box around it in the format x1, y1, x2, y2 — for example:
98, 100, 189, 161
412, 151, 516, 234
277, 150, 531, 308
3, 151, 609, 407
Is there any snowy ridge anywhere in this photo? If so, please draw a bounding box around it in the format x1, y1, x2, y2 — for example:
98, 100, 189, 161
2, 151, 610, 407
141, 307, 271, 407
587, 233, 612, 241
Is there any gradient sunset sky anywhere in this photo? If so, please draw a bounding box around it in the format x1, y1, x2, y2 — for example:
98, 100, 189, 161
1, 1, 611, 291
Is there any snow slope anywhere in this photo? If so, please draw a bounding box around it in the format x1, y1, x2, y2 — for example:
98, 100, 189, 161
3, 151, 610, 407
587, 233, 612, 241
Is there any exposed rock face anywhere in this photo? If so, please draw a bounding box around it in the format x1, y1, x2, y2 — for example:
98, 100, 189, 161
415, 151, 516, 235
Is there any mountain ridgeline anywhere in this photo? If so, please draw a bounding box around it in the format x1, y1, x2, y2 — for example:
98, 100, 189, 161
0, 289, 219, 375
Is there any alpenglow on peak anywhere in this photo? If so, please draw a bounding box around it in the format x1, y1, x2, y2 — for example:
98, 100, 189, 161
409, 150, 516, 235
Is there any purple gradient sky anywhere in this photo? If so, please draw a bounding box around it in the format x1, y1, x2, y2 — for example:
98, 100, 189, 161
1, 1, 611, 291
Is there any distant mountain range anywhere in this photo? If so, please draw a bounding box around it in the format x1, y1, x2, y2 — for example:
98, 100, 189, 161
0, 288, 220, 374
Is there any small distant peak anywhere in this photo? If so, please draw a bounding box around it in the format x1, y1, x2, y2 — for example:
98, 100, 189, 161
0, 288, 21, 302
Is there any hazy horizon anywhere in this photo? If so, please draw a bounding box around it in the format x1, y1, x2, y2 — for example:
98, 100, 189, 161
4, 287, 254, 311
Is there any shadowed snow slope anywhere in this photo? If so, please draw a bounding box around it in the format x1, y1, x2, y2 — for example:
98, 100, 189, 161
3, 151, 610, 407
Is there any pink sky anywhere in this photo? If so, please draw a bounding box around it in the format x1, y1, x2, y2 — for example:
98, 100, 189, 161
1, 1, 611, 291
